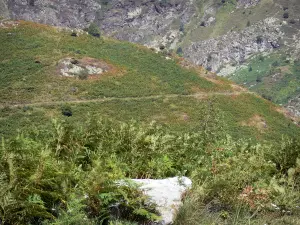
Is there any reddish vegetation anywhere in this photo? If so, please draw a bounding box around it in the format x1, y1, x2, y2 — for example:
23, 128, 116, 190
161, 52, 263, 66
239, 186, 270, 209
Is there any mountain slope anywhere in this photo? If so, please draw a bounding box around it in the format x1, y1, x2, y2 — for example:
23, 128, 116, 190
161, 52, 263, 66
1, 0, 300, 117
0, 20, 298, 142
2, 20, 300, 225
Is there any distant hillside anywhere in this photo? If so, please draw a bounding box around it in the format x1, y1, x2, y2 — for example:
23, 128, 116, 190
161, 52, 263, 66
0, 20, 298, 142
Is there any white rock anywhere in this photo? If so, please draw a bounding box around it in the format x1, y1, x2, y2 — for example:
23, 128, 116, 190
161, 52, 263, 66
131, 177, 192, 225
128, 7, 142, 19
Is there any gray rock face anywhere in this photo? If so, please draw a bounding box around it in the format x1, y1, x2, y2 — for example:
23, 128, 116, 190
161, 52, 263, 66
286, 96, 300, 118
0, 0, 9, 18
184, 17, 283, 73
4, 0, 196, 47
101, 0, 194, 46
3, 0, 290, 70
132, 177, 192, 225
237, 0, 261, 8
7, 0, 101, 28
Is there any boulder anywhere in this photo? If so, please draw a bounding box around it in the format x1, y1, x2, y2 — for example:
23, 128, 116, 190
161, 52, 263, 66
132, 177, 192, 225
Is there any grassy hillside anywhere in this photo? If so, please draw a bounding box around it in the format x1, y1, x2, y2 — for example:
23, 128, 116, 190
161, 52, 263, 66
0, 20, 299, 141
1, 21, 300, 225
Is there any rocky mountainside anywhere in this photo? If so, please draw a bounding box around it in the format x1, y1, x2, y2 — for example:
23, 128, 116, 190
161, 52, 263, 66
1, 0, 300, 116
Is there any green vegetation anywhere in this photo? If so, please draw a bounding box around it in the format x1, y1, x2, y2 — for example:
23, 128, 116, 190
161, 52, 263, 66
0, 21, 221, 105
1, 93, 298, 142
1, 114, 300, 224
87, 22, 101, 38
1, 21, 300, 224
0, 21, 298, 142
230, 53, 300, 105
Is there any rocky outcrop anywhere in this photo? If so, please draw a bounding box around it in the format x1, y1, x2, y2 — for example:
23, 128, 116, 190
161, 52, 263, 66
184, 17, 283, 74
0, 0, 9, 18
3, 0, 288, 71
4, 0, 193, 44
7, 0, 101, 28
132, 177, 192, 225
286, 95, 300, 118
100, 0, 194, 46
237, 0, 261, 8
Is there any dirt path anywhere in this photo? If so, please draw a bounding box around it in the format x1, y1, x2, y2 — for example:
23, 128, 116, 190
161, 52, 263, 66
1, 91, 255, 108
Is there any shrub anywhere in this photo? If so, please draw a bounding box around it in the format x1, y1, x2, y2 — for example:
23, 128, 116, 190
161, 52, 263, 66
179, 23, 184, 32
87, 23, 101, 38
272, 61, 280, 67
176, 47, 183, 56
289, 19, 296, 24
207, 55, 212, 62
283, 12, 289, 19
256, 36, 263, 44
159, 45, 165, 50
256, 76, 262, 82
61, 105, 72, 117
259, 55, 264, 61
78, 69, 89, 80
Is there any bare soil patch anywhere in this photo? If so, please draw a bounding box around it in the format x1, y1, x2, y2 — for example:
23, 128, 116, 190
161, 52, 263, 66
241, 115, 268, 132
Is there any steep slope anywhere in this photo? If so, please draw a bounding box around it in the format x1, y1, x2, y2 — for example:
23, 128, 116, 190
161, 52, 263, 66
2, 20, 300, 225
1, 0, 300, 117
2, 0, 299, 70
0, 20, 298, 142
